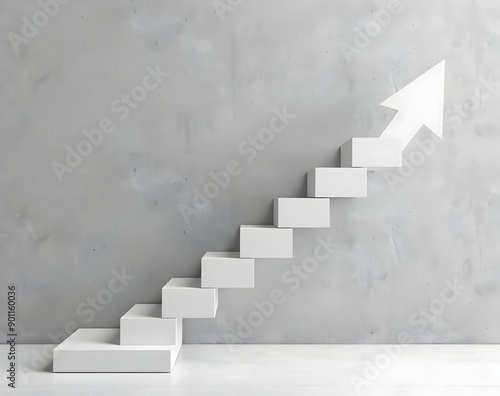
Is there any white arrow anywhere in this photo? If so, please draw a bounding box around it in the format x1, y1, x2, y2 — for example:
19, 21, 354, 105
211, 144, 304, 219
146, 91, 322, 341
380, 60, 446, 150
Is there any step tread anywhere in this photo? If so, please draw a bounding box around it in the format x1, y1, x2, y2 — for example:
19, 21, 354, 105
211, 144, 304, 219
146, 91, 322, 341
163, 277, 203, 289
203, 251, 240, 259
121, 303, 163, 320
55, 328, 179, 351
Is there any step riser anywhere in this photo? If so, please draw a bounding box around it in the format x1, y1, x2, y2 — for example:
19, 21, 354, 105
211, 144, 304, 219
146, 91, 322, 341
54, 349, 180, 372
53, 329, 181, 373
273, 198, 330, 228
202, 252, 255, 288
120, 304, 181, 346
162, 278, 218, 318
240, 226, 293, 258
307, 168, 367, 198
341, 138, 402, 168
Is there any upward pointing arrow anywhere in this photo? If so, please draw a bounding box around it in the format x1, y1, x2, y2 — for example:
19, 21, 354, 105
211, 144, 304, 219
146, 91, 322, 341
380, 60, 446, 150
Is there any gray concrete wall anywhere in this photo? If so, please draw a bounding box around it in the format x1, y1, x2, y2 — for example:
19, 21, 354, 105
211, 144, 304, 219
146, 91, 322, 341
1, 0, 500, 344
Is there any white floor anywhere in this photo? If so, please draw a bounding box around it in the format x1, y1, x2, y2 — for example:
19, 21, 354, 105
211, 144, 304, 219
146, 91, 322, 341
2, 344, 500, 395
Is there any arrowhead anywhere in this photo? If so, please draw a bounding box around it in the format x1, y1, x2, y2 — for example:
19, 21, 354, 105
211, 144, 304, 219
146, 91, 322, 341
381, 60, 446, 140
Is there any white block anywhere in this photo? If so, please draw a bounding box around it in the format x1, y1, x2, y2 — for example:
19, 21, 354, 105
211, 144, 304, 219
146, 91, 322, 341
341, 138, 402, 168
53, 328, 181, 372
273, 198, 330, 228
120, 304, 181, 346
162, 278, 218, 318
307, 168, 367, 198
202, 252, 255, 288
240, 225, 293, 258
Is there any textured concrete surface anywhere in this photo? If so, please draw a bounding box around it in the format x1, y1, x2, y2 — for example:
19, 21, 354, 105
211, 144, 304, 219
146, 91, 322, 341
1, 0, 500, 344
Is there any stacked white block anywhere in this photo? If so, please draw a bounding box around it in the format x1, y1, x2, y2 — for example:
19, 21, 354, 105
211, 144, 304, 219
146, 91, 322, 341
307, 168, 367, 198
240, 225, 293, 258
162, 278, 218, 318
341, 137, 402, 168
120, 304, 181, 345
202, 252, 255, 288
273, 198, 330, 228
53, 328, 181, 372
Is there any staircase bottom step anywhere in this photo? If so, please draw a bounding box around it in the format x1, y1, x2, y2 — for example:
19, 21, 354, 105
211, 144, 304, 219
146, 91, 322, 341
53, 328, 181, 372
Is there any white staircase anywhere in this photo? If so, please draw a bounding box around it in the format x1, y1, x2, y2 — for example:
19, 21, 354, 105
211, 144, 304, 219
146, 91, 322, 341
52, 141, 393, 373
53, 60, 446, 373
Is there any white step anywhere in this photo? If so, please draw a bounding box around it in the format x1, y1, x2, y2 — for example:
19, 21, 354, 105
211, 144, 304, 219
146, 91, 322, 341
240, 225, 293, 258
307, 168, 367, 198
201, 252, 255, 288
53, 328, 181, 372
120, 304, 181, 345
162, 278, 218, 318
341, 137, 402, 168
273, 198, 330, 228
